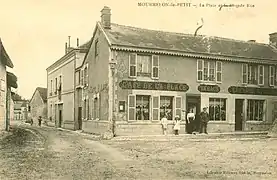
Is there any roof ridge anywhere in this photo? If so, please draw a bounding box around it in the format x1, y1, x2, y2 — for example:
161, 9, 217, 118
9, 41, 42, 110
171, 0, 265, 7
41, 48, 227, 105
110, 23, 267, 45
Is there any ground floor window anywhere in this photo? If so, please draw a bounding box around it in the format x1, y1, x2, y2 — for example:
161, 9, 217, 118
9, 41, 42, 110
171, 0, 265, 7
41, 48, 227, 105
160, 96, 173, 120
209, 98, 226, 121
136, 95, 150, 120
247, 99, 264, 121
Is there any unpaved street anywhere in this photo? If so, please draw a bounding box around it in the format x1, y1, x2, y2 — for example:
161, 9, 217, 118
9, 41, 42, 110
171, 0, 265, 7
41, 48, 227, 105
0, 124, 277, 180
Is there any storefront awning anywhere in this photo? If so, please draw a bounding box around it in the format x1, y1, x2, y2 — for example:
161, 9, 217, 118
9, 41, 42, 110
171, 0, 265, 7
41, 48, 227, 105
7, 71, 18, 88
0, 39, 14, 68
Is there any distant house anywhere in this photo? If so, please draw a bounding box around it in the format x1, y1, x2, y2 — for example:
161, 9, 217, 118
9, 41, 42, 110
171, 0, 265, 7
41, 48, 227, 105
0, 38, 17, 131
13, 100, 28, 120
29, 87, 47, 122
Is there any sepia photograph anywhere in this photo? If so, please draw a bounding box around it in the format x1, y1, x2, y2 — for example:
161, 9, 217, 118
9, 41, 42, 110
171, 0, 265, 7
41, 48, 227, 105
0, 0, 277, 179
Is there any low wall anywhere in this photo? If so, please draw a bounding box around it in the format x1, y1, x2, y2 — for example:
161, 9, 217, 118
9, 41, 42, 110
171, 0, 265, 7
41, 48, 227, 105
244, 122, 272, 131
82, 120, 110, 135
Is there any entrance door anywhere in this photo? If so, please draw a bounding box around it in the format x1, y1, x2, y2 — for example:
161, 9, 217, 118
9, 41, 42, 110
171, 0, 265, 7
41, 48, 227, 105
235, 99, 244, 131
78, 107, 82, 130
186, 95, 201, 132
58, 104, 63, 128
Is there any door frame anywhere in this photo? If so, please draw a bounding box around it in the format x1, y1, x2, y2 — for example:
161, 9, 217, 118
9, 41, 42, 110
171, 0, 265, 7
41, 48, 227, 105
235, 99, 244, 131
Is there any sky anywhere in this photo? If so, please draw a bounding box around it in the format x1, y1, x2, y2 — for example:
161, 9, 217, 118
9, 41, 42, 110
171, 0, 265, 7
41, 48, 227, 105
0, 0, 276, 99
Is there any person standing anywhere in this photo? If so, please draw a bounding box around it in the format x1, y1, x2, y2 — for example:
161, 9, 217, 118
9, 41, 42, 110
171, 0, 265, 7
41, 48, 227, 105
173, 115, 181, 135
186, 109, 195, 134
199, 107, 209, 134
38, 116, 42, 127
161, 114, 168, 135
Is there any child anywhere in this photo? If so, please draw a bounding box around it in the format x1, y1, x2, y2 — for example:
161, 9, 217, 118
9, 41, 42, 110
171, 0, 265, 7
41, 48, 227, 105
173, 115, 181, 135
161, 114, 168, 135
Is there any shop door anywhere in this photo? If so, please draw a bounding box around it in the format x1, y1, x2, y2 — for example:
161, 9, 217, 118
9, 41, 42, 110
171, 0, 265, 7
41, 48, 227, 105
58, 104, 63, 128
78, 107, 82, 130
235, 99, 244, 131
186, 95, 201, 131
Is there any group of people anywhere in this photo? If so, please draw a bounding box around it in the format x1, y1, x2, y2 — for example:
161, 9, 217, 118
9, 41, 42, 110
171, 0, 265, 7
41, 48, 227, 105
30, 116, 43, 127
160, 107, 210, 135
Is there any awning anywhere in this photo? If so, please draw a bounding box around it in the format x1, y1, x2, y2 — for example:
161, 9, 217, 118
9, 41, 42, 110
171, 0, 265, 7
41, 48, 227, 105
0, 38, 14, 68
7, 71, 18, 88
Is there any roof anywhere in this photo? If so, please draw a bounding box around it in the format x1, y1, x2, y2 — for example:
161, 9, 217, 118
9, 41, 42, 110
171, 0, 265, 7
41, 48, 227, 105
14, 102, 23, 110
0, 38, 14, 68
102, 23, 277, 61
7, 71, 18, 88
30, 87, 47, 104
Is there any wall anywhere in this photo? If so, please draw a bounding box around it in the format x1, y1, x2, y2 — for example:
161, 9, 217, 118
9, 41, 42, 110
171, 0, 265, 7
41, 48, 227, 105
30, 90, 47, 123
0, 59, 6, 130
113, 50, 277, 135
47, 53, 76, 129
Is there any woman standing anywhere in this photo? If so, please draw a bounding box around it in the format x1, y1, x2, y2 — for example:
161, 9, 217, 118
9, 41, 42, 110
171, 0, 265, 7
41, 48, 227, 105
161, 114, 168, 135
186, 109, 195, 134
173, 115, 181, 135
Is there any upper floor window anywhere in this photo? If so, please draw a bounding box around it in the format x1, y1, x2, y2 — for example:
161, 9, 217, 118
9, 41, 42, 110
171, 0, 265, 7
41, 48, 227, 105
269, 65, 277, 86
197, 60, 222, 82
242, 64, 264, 85
59, 75, 62, 92
50, 80, 53, 95
95, 39, 99, 57
55, 78, 57, 94
129, 53, 159, 79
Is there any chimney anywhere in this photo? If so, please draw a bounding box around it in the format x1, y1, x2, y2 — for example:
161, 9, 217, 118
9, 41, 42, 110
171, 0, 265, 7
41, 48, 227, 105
247, 40, 256, 43
77, 38, 79, 47
101, 6, 111, 29
65, 42, 68, 54
269, 32, 277, 47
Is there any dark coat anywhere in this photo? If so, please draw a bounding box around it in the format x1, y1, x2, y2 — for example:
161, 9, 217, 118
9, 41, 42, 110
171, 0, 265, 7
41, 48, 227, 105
200, 111, 209, 123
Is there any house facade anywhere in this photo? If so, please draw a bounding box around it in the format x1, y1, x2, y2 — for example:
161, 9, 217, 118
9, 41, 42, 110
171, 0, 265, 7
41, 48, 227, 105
47, 40, 89, 130
77, 6, 277, 136
13, 100, 28, 120
29, 87, 47, 122
0, 38, 17, 131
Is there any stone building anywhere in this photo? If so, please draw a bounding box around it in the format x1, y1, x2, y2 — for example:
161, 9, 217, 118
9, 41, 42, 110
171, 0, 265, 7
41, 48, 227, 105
46, 38, 90, 129
76, 6, 277, 136
0, 38, 18, 131
29, 87, 47, 123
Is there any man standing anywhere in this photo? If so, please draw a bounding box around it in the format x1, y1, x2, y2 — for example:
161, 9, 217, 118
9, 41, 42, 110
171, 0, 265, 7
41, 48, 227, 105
199, 107, 209, 134
38, 116, 42, 127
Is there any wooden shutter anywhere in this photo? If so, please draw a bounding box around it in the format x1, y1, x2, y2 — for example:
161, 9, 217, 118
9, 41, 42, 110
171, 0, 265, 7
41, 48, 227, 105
269, 66, 274, 86
242, 64, 248, 84
128, 95, 136, 121
197, 60, 203, 81
175, 96, 182, 119
258, 65, 264, 85
152, 96, 160, 121
151, 55, 159, 79
216, 61, 222, 82
129, 53, 137, 77
81, 69, 84, 86
86, 64, 89, 86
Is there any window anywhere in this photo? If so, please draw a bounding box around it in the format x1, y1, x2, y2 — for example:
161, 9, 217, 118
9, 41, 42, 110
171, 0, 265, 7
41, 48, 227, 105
94, 97, 99, 119
0, 79, 5, 91
160, 96, 173, 120
242, 64, 264, 85
209, 98, 226, 121
84, 67, 88, 86
136, 95, 150, 120
137, 55, 151, 77
95, 39, 99, 57
247, 100, 264, 121
197, 60, 221, 82
129, 53, 160, 78
55, 78, 57, 94
269, 66, 276, 86
80, 69, 84, 86
50, 80, 53, 94
78, 71, 81, 85
59, 75, 62, 91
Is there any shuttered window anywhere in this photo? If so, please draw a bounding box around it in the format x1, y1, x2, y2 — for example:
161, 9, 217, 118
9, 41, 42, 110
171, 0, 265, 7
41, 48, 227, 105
152, 55, 159, 79
129, 54, 137, 77
175, 96, 182, 119
216, 61, 222, 82
269, 66, 275, 86
128, 95, 136, 120
258, 65, 264, 85
242, 64, 248, 84
152, 96, 160, 121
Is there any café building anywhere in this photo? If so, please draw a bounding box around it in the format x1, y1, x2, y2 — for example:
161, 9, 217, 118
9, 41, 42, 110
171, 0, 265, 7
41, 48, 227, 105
83, 7, 277, 136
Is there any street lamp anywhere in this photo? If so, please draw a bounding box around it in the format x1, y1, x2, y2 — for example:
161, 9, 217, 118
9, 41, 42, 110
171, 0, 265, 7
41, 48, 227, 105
109, 60, 116, 137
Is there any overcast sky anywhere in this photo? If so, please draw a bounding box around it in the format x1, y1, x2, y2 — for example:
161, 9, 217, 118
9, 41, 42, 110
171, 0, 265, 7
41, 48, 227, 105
0, 0, 276, 99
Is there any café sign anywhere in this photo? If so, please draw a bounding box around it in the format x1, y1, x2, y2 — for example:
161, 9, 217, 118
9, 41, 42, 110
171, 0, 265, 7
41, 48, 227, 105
119, 80, 189, 92
228, 86, 277, 96
198, 84, 220, 93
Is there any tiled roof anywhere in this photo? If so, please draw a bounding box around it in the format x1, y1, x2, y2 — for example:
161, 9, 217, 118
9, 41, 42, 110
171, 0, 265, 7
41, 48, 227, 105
79, 40, 91, 49
0, 38, 14, 68
36, 87, 47, 103
103, 23, 277, 60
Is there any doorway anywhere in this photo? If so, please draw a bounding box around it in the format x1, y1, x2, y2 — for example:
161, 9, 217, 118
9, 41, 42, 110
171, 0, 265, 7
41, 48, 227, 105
235, 99, 244, 131
186, 95, 201, 132
78, 107, 82, 130
58, 104, 63, 128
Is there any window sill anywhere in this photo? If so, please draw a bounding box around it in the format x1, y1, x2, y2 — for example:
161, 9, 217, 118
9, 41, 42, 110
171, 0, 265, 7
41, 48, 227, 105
209, 121, 228, 124
246, 121, 265, 124
197, 81, 222, 85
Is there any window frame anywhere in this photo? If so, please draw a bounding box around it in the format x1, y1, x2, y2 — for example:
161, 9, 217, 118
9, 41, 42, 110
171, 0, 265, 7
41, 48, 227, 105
208, 98, 227, 121
269, 65, 275, 86
246, 99, 265, 121
197, 60, 222, 83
